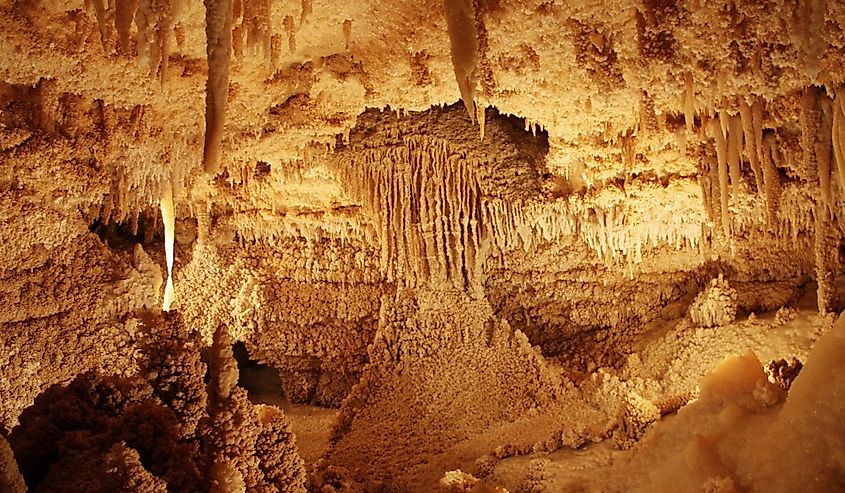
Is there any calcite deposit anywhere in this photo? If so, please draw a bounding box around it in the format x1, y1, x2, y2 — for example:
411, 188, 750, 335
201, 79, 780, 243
1, 0, 844, 491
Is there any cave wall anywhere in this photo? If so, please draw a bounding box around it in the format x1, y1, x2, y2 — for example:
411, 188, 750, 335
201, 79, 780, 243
1, 0, 845, 489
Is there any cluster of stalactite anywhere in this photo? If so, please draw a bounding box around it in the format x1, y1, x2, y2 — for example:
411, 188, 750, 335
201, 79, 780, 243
331, 136, 487, 291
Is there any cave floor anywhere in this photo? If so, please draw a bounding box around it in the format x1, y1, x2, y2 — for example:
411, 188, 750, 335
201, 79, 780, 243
487, 293, 830, 492
237, 283, 830, 490
239, 365, 339, 467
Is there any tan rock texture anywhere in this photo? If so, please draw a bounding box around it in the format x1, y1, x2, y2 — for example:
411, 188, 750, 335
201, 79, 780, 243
1, 0, 845, 491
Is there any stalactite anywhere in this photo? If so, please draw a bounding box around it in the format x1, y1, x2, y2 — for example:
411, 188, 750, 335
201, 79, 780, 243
700, 167, 714, 224
203, 0, 234, 174
817, 97, 834, 213
834, 91, 845, 197
92, 0, 113, 52
699, 112, 709, 141
621, 133, 635, 192
242, 0, 271, 59
300, 0, 312, 24
134, 0, 184, 83
343, 19, 352, 51
761, 132, 782, 227
232, 24, 245, 59
333, 138, 484, 290
739, 101, 764, 193
157, 1, 181, 84
443, 0, 479, 123
283, 16, 296, 53
270, 34, 282, 70
728, 114, 743, 199
477, 103, 486, 141
684, 73, 695, 133
718, 109, 729, 141
135, 2, 151, 60
795, 0, 826, 80
800, 86, 820, 181
174, 22, 186, 49
710, 118, 730, 238
160, 187, 176, 311
115, 0, 139, 54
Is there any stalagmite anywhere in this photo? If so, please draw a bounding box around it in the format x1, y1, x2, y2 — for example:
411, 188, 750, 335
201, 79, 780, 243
443, 0, 479, 122
814, 203, 838, 314
203, 0, 234, 174
728, 114, 743, 199
160, 187, 176, 311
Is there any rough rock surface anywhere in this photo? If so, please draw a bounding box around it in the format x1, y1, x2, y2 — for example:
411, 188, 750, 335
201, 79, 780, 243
1, 0, 845, 491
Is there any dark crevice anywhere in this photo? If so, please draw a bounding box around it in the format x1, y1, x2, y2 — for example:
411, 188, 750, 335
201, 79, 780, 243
88, 208, 162, 252
233, 342, 285, 406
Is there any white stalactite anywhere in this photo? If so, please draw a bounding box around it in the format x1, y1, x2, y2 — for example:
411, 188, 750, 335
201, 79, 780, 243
718, 109, 729, 141
160, 187, 176, 311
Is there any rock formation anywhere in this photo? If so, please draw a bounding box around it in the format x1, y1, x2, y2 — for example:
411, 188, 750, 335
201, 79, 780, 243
1, 0, 844, 491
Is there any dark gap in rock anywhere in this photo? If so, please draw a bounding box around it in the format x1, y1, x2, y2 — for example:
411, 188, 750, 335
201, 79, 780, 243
233, 342, 285, 406
88, 208, 162, 252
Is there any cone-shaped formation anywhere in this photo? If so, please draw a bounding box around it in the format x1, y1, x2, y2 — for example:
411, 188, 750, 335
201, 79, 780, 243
443, 0, 479, 123
203, 0, 234, 174
160, 187, 176, 311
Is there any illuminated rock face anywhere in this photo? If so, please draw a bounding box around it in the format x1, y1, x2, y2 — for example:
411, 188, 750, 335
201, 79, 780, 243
1, 0, 845, 491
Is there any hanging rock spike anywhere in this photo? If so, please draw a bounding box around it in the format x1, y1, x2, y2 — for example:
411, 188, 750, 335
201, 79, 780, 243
203, 0, 234, 174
